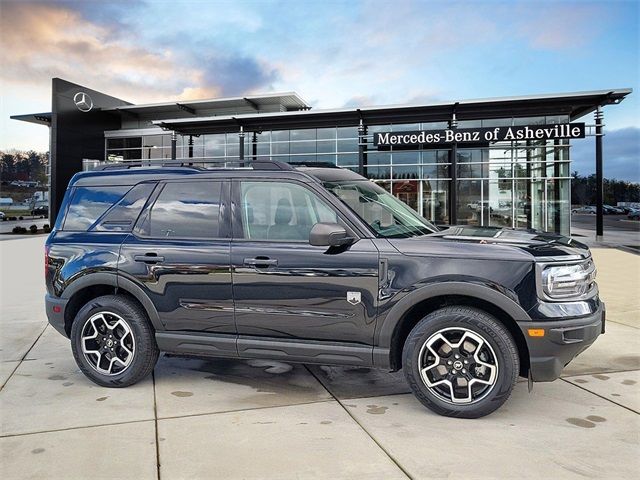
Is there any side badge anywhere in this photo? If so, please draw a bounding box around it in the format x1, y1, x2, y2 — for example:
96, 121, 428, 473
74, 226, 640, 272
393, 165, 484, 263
347, 291, 361, 305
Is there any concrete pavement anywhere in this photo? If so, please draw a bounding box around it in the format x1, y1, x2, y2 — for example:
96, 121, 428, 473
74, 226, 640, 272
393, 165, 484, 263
1, 236, 639, 479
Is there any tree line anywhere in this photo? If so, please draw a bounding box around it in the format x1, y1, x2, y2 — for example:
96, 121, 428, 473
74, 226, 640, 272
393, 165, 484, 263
571, 171, 640, 205
0, 150, 49, 184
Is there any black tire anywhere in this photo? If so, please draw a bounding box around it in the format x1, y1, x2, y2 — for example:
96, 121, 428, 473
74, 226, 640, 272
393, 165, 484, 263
71, 295, 159, 387
402, 306, 519, 418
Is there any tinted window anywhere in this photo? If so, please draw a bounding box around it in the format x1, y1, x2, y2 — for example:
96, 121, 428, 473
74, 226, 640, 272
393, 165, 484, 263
93, 183, 156, 231
146, 181, 222, 238
240, 181, 338, 241
64, 185, 131, 231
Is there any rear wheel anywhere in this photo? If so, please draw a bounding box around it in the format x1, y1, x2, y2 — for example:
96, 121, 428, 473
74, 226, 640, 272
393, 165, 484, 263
71, 295, 159, 387
403, 306, 519, 418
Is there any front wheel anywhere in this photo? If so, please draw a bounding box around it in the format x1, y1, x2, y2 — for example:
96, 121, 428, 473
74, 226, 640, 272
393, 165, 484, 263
71, 295, 159, 387
402, 306, 519, 418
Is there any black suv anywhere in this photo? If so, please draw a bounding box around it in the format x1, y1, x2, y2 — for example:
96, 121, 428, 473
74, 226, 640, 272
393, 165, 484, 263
45, 161, 604, 418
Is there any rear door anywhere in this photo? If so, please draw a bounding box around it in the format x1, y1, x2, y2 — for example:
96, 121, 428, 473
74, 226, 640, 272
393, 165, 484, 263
230, 179, 380, 360
119, 179, 234, 343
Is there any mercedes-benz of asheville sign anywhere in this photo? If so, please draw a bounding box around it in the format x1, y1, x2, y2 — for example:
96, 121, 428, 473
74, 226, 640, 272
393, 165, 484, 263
373, 123, 585, 148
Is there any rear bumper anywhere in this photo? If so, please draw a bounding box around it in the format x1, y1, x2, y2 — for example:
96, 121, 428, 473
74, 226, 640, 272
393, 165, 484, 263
519, 303, 605, 382
45, 294, 69, 337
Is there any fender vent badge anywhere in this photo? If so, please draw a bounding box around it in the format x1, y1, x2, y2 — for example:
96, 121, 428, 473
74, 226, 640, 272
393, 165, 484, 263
347, 291, 361, 305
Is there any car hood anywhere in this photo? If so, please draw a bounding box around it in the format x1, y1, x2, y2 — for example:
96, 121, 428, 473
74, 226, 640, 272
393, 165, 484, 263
387, 225, 590, 260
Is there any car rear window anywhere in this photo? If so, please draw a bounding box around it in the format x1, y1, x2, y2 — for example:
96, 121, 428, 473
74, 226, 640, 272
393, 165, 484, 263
63, 185, 131, 231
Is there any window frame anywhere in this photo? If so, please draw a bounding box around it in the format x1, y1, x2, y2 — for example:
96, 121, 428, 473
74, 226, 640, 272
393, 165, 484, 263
231, 178, 360, 244
133, 179, 231, 241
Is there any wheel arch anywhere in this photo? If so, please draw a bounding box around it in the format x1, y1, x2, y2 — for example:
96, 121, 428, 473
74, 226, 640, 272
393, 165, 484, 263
61, 273, 162, 336
374, 283, 530, 377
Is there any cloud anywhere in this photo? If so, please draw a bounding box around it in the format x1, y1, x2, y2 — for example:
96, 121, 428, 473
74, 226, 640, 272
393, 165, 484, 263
571, 127, 640, 183
0, 0, 279, 103
342, 96, 378, 108
198, 55, 279, 97
514, 2, 606, 50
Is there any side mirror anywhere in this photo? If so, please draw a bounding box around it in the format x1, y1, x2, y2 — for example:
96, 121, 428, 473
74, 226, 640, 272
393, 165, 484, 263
309, 222, 354, 247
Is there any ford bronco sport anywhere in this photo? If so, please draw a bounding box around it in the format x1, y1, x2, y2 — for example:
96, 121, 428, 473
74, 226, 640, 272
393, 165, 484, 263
45, 161, 604, 418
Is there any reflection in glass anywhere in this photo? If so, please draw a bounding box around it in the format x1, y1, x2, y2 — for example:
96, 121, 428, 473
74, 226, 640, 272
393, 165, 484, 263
422, 180, 449, 224
148, 182, 222, 238
392, 180, 419, 211
64, 186, 131, 231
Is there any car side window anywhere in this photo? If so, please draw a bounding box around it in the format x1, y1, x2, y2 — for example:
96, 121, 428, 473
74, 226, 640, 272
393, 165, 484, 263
240, 181, 338, 242
93, 183, 156, 231
140, 181, 222, 238
63, 185, 131, 231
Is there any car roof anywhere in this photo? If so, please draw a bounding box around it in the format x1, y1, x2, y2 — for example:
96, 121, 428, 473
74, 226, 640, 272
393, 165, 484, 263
69, 163, 367, 187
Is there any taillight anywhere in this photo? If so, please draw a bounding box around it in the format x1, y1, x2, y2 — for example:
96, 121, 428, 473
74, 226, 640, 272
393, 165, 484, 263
45, 245, 50, 277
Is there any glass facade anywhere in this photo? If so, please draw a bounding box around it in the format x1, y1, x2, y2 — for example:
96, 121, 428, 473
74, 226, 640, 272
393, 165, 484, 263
104, 115, 572, 235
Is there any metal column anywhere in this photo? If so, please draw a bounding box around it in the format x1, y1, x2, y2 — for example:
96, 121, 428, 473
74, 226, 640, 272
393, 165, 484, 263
448, 112, 458, 225
170, 131, 177, 160
239, 126, 245, 166
252, 131, 258, 161
595, 106, 604, 240
526, 140, 532, 229
358, 121, 367, 176
553, 139, 561, 233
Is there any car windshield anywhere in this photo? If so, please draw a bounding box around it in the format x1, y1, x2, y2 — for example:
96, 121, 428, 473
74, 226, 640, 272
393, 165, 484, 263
324, 180, 439, 238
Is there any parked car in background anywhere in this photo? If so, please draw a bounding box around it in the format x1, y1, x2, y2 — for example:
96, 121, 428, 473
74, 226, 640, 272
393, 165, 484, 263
0, 211, 5, 220
628, 209, 640, 221
31, 206, 48, 216
604, 205, 624, 214
571, 206, 596, 214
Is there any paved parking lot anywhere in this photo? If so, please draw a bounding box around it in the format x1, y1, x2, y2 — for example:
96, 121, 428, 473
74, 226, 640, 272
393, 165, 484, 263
1, 236, 639, 479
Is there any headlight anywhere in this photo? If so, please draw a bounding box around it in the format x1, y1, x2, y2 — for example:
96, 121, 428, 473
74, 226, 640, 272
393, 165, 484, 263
541, 260, 596, 299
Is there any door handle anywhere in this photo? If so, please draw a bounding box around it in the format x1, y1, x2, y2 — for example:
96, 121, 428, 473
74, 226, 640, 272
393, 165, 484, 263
134, 253, 165, 264
243, 257, 278, 268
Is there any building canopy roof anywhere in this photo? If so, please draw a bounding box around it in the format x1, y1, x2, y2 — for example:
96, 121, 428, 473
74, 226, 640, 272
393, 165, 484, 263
10, 112, 52, 126
11, 88, 632, 134
103, 92, 309, 117
152, 88, 632, 135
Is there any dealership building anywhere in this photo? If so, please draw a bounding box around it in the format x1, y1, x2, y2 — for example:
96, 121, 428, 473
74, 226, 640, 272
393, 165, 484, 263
12, 79, 631, 236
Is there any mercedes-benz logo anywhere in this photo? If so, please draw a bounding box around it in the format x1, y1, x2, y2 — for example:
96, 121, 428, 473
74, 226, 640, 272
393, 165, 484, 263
73, 92, 93, 112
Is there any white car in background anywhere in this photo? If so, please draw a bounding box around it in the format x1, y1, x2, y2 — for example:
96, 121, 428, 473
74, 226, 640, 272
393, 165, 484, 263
571, 206, 596, 214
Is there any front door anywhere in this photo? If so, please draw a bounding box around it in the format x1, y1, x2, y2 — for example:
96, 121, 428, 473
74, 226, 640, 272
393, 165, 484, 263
230, 179, 379, 354
119, 180, 234, 341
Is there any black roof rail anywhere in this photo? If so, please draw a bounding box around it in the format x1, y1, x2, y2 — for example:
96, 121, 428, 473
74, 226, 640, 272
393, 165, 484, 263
93, 162, 205, 171
287, 161, 339, 169
94, 162, 144, 171
92, 159, 313, 172
251, 160, 294, 171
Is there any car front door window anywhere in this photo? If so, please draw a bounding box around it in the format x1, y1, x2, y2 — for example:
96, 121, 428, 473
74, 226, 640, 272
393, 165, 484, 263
240, 181, 338, 242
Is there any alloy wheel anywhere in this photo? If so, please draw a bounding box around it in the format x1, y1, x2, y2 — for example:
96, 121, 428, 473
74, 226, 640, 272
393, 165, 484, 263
418, 327, 499, 404
80, 311, 136, 376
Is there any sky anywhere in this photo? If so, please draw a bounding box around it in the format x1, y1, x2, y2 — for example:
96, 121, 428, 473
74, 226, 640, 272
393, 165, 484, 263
0, 0, 638, 181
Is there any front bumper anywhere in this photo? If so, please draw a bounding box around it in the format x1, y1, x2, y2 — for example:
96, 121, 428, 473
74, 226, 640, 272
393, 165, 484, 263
45, 294, 69, 337
518, 303, 605, 382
